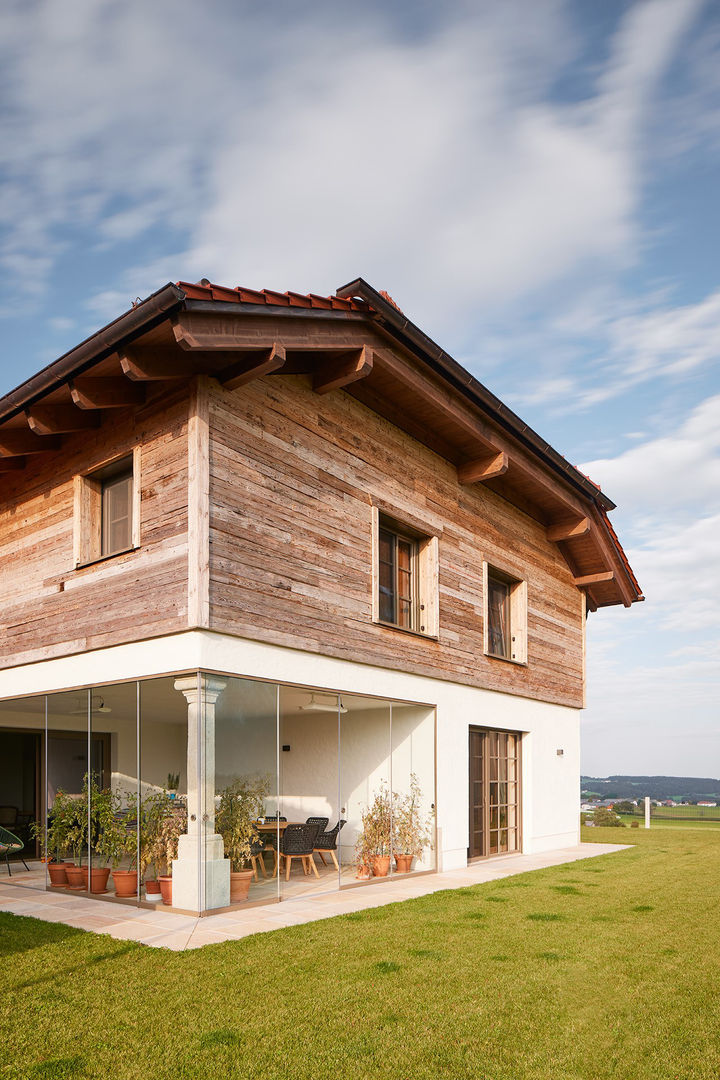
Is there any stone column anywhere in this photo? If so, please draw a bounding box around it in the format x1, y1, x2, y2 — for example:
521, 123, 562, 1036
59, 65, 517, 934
172, 675, 230, 912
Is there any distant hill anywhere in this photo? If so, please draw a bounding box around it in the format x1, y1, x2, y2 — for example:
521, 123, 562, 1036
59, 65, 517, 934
581, 775, 720, 800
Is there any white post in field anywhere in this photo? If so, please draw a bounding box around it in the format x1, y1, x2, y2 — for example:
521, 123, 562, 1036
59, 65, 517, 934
644, 796, 651, 829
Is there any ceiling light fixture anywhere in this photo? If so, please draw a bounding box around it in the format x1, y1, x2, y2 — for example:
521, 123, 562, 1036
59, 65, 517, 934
299, 693, 348, 714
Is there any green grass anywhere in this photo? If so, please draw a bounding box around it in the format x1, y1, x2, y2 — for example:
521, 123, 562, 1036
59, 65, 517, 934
2, 827, 720, 1079
616, 813, 720, 830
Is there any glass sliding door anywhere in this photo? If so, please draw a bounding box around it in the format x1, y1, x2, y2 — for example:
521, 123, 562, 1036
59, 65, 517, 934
278, 686, 339, 898
0, 695, 45, 888
203, 675, 279, 912
47, 690, 90, 893
390, 704, 436, 875
89, 682, 139, 901
339, 695, 392, 885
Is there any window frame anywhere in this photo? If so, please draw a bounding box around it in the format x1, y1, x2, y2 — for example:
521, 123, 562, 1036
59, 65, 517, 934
371, 506, 440, 639
483, 562, 527, 665
73, 448, 141, 569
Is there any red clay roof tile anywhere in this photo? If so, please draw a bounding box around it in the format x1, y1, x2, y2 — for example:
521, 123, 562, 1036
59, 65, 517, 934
176, 281, 370, 312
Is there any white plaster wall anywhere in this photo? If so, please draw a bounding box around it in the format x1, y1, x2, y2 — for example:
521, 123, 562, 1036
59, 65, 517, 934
0, 629, 581, 868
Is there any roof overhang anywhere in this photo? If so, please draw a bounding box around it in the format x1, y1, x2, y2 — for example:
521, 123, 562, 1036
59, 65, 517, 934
0, 278, 643, 610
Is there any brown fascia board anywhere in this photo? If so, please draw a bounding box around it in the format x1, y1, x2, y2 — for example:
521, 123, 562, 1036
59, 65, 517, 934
335, 277, 616, 514
0, 283, 186, 426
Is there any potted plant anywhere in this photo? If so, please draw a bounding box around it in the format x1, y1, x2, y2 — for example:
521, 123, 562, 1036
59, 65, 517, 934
85, 774, 112, 894
138, 791, 167, 900
63, 790, 89, 890
155, 799, 188, 905
95, 790, 139, 898
216, 774, 269, 902
392, 774, 433, 873
356, 782, 392, 877
33, 791, 74, 885
166, 772, 180, 799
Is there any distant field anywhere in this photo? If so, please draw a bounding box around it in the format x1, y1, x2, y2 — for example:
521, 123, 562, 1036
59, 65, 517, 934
629, 804, 720, 820
616, 813, 720, 830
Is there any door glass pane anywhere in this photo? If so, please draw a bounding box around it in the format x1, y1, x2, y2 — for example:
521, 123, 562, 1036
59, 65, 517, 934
340, 695, 391, 886
0, 695, 45, 889
204, 675, 279, 912
139, 675, 191, 910
391, 703, 436, 874
47, 690, 90, 894
278, 686, 339, 899
90, 682, 138, 903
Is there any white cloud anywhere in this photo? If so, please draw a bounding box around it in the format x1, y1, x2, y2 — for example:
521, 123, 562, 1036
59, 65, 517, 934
0, 0, 704, 327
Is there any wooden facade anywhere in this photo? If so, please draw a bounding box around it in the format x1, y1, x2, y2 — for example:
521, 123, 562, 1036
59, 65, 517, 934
0, 278, 642, 703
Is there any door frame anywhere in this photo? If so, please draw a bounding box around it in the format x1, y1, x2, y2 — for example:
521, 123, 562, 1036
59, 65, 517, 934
468, 726, 523, 862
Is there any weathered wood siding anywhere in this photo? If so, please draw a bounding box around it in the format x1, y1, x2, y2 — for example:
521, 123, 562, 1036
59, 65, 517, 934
208, 375, 584, 708
0, 388, 190, 668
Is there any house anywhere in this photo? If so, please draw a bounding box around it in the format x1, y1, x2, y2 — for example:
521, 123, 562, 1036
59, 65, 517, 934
0, 277, 643, 914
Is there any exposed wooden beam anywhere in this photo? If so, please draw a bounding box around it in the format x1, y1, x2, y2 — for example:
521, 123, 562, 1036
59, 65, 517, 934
119, 347, 204, 382
546, 516, 590, 542
0, 431, 61, 457
572, 571, 614, 587
26, 405, 101, 435
313, 346, 373, 395
0, 456, 27, 472
218, 343, 286, 391
71, 378, 146, 410
172, 311, 371, 352
457, 451, 508, 485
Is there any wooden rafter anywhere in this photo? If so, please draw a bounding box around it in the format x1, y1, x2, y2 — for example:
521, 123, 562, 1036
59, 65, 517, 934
26, 405, 100, 435
313, 346, 373, 395
71, 378, 145, 410
457, 451, 508, 485
0, 431, 61, 456
572, 571, 614, 586
119, 348, 205, 381
0, 456, 26, 472
218, 343, 286, 390
546, 517, 590, 542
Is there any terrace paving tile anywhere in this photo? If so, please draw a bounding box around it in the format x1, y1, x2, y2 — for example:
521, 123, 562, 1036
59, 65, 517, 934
0, 843, 629, 950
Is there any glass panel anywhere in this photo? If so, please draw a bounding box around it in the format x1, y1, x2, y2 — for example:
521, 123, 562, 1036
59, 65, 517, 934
90, 682, 138, 902
340, 695, 391, 886
378, 529, 396, 623
47, 690, 90, 895
102, 472, 132, 555
487, 576, 510, 657
278, 686, 338, 899
0, 695, 45, 889
397, 539, 414, 629
139, 675, 191, 910
204, 675, 279, 912
391, 703, 436, 874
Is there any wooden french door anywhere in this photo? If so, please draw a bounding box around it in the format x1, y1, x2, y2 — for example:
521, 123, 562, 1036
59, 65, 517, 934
468, 728, 521, 859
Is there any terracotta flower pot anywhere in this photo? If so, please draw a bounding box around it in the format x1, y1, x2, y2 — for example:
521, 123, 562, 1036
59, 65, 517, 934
89, 867, 111, 894
65, 866, 85, 890
158, 875, 173, 905
371, 855, 391, 878
112, 870, 138, 898
394, 854, 413, 873
80, 866, 89, 888
355, 864, 372, 880
48, 863, 69, 887
229, 869, 253, 903
144, 878, 161, 895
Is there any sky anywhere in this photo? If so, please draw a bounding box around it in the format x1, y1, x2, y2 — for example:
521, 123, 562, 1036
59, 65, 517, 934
0, 0, 718, 777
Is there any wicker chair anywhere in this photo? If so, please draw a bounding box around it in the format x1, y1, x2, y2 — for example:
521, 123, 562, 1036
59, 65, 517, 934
277, 823, 321, 880
249, 836, 268, 880
0, 826, 30, 876
305, 816, 329, 832
260, 814, 287, 875
313, 820, 346, 870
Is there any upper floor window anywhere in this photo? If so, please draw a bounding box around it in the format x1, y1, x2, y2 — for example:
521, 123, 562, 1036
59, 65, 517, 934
100, 458, 133, 556
373, 507, 439, 638
378, 522, 418, 630
74, 451, 139, 568
484, 564, 527, 664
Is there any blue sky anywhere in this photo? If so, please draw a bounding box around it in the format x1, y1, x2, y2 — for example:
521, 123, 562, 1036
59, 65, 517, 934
1, 0, 718, 775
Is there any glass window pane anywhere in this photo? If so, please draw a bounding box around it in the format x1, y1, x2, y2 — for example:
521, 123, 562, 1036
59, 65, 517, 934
391, 703, 436, 875
0, 695, 45, 889
340, 695, 391, 885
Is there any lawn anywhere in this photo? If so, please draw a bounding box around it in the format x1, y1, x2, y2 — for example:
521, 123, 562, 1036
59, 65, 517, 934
1, 827, 719, 1080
